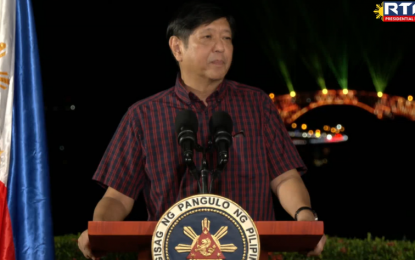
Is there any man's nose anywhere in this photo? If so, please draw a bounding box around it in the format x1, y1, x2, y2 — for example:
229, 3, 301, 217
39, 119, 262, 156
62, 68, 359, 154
213, 39, 225, 52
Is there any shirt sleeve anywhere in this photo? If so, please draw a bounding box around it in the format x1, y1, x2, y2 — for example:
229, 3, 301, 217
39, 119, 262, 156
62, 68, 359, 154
262, 93, 307, 179
92, 107, 146, 200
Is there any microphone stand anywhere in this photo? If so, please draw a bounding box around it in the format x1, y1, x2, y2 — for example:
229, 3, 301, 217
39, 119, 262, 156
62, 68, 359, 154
184, 140, 227, 195
183, 150, 202, 192
200, 153, 209, 194
209, 151, 228, 194
196, 142, 213, 194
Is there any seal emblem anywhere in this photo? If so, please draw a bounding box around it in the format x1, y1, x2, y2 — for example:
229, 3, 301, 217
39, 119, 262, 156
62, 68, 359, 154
176, 217, 236, 259
152, 194, 260, 260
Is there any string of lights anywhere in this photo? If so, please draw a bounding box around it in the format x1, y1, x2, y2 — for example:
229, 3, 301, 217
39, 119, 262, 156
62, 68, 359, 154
288, 123, 348, 145
269, 90, 414, 124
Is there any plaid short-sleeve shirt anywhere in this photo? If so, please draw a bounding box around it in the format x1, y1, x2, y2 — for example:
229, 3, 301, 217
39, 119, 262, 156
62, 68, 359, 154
92, 75, 307, 221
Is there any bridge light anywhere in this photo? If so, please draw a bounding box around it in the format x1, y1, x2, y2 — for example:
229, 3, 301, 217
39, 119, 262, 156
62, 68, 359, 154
308, 130, 314, 135
409, 95, 413, 102
336, 124, 342, 130
322, 89, 328, 95
331, 127, 336, 133
315, 132, 321, 138
341, 126, 345, 132
343, 89, 348, 95
301, 124, 307, 130
327, 134, 332, 140
291, 123, 297, 129
377, 91, 383, 98
323, 125, 329, 131
290, 91, 296, 97
269, 93, 275, 99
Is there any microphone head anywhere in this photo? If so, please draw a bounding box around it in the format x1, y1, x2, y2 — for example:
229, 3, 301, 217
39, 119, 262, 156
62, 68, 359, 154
175, 109, 199, 134
209, 111, 233, 135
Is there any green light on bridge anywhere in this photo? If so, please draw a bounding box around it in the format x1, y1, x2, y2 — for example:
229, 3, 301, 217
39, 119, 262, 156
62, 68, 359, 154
277, 59, 295, 93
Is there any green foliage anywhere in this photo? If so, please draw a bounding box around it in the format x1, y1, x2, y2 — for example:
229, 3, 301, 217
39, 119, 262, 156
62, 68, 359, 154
54, 233, 138, 260
269, 234, 415, 260
55, 233, 415, 260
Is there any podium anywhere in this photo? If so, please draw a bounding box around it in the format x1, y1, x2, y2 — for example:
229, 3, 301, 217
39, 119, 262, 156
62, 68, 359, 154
89, 221, 324, 260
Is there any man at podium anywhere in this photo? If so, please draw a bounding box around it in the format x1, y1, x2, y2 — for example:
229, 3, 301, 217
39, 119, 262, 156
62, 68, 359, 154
77, 1, 326, 259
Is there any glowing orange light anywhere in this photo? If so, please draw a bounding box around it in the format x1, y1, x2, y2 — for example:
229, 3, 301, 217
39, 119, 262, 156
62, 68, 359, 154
301, 124, 307, 130
269, 93, 275, 99
291, 123, 297, 129
341, 127, 345, 132
308, 130, 314, 135
331, 127, 336, 133
409, 95, 413, 102
323, 125, 329, 131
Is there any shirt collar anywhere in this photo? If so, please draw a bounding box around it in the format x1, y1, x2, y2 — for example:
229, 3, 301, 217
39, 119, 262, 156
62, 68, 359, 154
174, 73, 229, 105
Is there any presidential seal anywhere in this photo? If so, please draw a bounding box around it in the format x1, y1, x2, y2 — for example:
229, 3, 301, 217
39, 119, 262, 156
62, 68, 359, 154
152, 194, 260, 260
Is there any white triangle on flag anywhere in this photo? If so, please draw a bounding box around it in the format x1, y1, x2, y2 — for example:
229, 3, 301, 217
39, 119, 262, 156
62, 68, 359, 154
0, 0, 16, 186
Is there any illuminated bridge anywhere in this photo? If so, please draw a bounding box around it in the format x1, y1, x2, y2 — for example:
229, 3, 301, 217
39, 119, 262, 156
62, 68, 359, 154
271, 89, 415, 125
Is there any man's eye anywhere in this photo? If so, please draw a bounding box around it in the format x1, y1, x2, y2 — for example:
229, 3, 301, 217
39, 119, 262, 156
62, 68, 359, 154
224, 37, 232, 40
204, 35, 211, 38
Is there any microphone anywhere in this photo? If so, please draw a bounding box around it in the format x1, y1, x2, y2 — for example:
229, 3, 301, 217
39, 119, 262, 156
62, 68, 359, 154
175, 109, 198, 163
175, 109, 202, 192
209, 111, 233, 165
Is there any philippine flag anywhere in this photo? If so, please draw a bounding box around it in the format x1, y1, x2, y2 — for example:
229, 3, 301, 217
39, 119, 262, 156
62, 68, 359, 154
0, 0, 55, 259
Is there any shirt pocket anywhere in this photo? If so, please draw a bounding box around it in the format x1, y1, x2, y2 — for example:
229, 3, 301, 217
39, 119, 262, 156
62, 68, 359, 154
229, 135, 265, 179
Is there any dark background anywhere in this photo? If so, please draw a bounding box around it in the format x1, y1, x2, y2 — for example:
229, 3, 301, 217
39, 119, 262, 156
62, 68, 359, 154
31, 0, 415, 241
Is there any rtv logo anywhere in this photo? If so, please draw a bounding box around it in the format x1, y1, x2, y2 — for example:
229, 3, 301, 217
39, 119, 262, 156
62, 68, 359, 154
384, 1, 415, 15
374, 2, 415, 22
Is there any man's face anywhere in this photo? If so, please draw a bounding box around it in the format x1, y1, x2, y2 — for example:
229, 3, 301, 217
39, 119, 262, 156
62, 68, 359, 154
178, 18, 233, 81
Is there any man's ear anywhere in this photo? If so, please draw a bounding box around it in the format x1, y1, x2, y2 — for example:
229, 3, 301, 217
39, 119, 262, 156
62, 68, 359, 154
168, 36, 183, 62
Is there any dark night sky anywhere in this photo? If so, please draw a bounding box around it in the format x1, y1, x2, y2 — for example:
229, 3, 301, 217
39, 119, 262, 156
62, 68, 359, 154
31, 0, 415, 240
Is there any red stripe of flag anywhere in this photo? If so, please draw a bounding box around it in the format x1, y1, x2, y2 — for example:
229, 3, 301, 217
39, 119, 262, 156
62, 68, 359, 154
0, 182, 16, 260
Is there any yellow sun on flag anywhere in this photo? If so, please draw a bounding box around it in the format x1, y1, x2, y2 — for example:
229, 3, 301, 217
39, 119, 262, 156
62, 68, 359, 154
374, 2, 384, 21
0, 42, 6, 58
0, 42, 9, 90
0, 72, 9, 90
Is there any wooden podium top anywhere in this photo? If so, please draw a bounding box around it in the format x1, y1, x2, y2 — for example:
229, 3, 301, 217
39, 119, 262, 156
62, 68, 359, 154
89, 221, 324, 253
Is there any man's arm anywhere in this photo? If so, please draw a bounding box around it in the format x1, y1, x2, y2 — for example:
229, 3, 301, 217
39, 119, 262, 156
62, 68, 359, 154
93, 187, 135, 221
78, 187, 135, 259
270, 169, 315, 221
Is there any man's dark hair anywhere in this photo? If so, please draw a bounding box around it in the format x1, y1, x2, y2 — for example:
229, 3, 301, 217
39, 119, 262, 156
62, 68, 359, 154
166, 1, 236, 47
